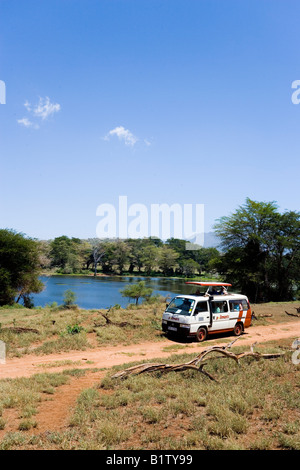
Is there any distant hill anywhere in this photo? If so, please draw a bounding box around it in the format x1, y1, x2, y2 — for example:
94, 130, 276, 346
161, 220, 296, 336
202, 232, 220, 248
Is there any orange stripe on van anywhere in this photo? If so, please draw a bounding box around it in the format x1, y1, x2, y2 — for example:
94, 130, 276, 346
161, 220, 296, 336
244, 308, 252, 328
238, 307, 244, 322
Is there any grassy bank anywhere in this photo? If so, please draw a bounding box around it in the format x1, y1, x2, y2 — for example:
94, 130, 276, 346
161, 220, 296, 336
0, 300, 166, 358
0, 300, 299, 358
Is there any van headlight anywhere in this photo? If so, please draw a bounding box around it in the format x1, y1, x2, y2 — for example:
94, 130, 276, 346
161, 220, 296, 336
180, 324, 190, 329
162, 320, 167, 325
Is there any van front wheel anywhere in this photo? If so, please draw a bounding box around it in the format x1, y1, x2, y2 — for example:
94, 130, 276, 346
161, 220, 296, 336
196, 327, 207, 342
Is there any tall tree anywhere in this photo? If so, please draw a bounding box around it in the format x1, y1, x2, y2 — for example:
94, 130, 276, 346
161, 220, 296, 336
158, 246, 179, 276
91, 242, 105, 276
50, 236, 84, 273
0, 229, 44, 306
213, 198, 300, 302
141, 245, 159, 275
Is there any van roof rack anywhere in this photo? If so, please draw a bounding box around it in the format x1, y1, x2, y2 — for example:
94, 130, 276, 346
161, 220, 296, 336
185, 281, 232, 287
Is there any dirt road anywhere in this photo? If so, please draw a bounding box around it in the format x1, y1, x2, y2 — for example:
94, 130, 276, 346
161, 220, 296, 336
1, 321, 299, 380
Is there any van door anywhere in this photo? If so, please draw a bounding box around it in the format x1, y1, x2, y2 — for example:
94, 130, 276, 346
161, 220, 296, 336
210, 300, 230, 331
193, 300, 210, 328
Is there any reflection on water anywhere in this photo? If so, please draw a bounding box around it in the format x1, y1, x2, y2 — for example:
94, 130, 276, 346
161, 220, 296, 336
32, 275, 195, 310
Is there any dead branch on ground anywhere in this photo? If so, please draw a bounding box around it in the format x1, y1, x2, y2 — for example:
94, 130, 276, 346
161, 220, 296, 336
252, 311, 273, 320
93, 312, 141, 329
285, 310, 300, 318
0, 327, 39, 334
111, 338, 285, 383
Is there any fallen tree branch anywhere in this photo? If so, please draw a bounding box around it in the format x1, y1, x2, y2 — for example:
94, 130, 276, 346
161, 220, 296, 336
252, 311, 273, 320
111, 339, 285, 383
0, 327, 39, 334
94, 313, 141, 329
285, 310, 300, 318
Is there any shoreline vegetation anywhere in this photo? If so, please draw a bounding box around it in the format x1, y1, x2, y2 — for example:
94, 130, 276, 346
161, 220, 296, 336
40, 270, 218, 281
1, 199, 299, 309
33, 198, 300, 304
0, 298, 299, 359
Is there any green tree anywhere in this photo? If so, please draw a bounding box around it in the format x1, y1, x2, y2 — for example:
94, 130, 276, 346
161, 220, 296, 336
127, 239, 147, 273
179, 258, 200, 277
120, 281, 153, 305
141, 245, 159, 275
213, 198, 300, 302
190, 247, 220, 274
158, 246, 179, 276
112, 240, 131, 274
0, 229, 44, 306
50, 236, 84, 273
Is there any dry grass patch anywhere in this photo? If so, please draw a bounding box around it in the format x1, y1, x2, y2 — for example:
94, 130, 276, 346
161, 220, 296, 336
9, 340, 297, 450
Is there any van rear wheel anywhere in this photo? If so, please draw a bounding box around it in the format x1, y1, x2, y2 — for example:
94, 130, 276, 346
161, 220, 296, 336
196, 327, 207, 342
233, 323, 243, 336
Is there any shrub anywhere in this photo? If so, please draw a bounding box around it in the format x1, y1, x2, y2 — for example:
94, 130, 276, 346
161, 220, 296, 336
63, 290, 77, 308
66, 324, 84, 335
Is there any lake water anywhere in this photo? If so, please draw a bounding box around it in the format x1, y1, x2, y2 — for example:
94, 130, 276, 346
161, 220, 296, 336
32, 275, 194, 310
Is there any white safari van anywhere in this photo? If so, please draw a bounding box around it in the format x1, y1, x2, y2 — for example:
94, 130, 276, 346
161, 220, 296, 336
162, 282, 252, 342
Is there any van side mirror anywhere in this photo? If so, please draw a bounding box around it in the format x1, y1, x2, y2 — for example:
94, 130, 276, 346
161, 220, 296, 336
166, 303, 169, 309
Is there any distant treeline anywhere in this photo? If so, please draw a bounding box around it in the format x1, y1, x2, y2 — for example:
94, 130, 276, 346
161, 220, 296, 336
39, 236, 220, 277
39, 197, 300, 302
1, 198, 299, 307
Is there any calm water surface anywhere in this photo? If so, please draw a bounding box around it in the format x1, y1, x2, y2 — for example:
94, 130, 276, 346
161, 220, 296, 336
32, 275, 194, 310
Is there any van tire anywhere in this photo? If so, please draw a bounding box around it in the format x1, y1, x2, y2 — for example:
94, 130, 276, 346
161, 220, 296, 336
196, 327, 207, 342
233, 323, 243, 336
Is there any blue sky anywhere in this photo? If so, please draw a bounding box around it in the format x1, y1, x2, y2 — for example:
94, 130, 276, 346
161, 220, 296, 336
0, 0, 299, 241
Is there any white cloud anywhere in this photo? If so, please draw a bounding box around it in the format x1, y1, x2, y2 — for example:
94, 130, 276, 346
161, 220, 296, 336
17, 96, 61, 129
105, 126, 138, 147
24, 100, 31, 112
32, 96, 61, 120
17, 117, 39, 129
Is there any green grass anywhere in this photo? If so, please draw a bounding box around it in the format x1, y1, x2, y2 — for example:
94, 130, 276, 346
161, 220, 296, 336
0, 300, 167, 357
0, 372, 70, 428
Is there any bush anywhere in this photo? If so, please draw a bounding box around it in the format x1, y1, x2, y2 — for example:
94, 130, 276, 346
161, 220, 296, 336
63, 290, 77, 308
66, 324, 84, 335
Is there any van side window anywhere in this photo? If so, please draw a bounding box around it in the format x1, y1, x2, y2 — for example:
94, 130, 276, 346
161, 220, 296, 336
195, 301, 208, 313
211, 301, 228, 313
229, 300, 244, 312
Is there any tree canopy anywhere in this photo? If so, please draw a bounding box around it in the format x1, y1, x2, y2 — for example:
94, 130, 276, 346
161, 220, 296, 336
213, 198, 300, 302
0, 229, 44, 306
120, 281, 153, 305
44, 235, 220, 278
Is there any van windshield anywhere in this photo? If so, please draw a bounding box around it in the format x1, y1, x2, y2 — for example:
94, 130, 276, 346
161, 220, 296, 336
166, 298, 195, 316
